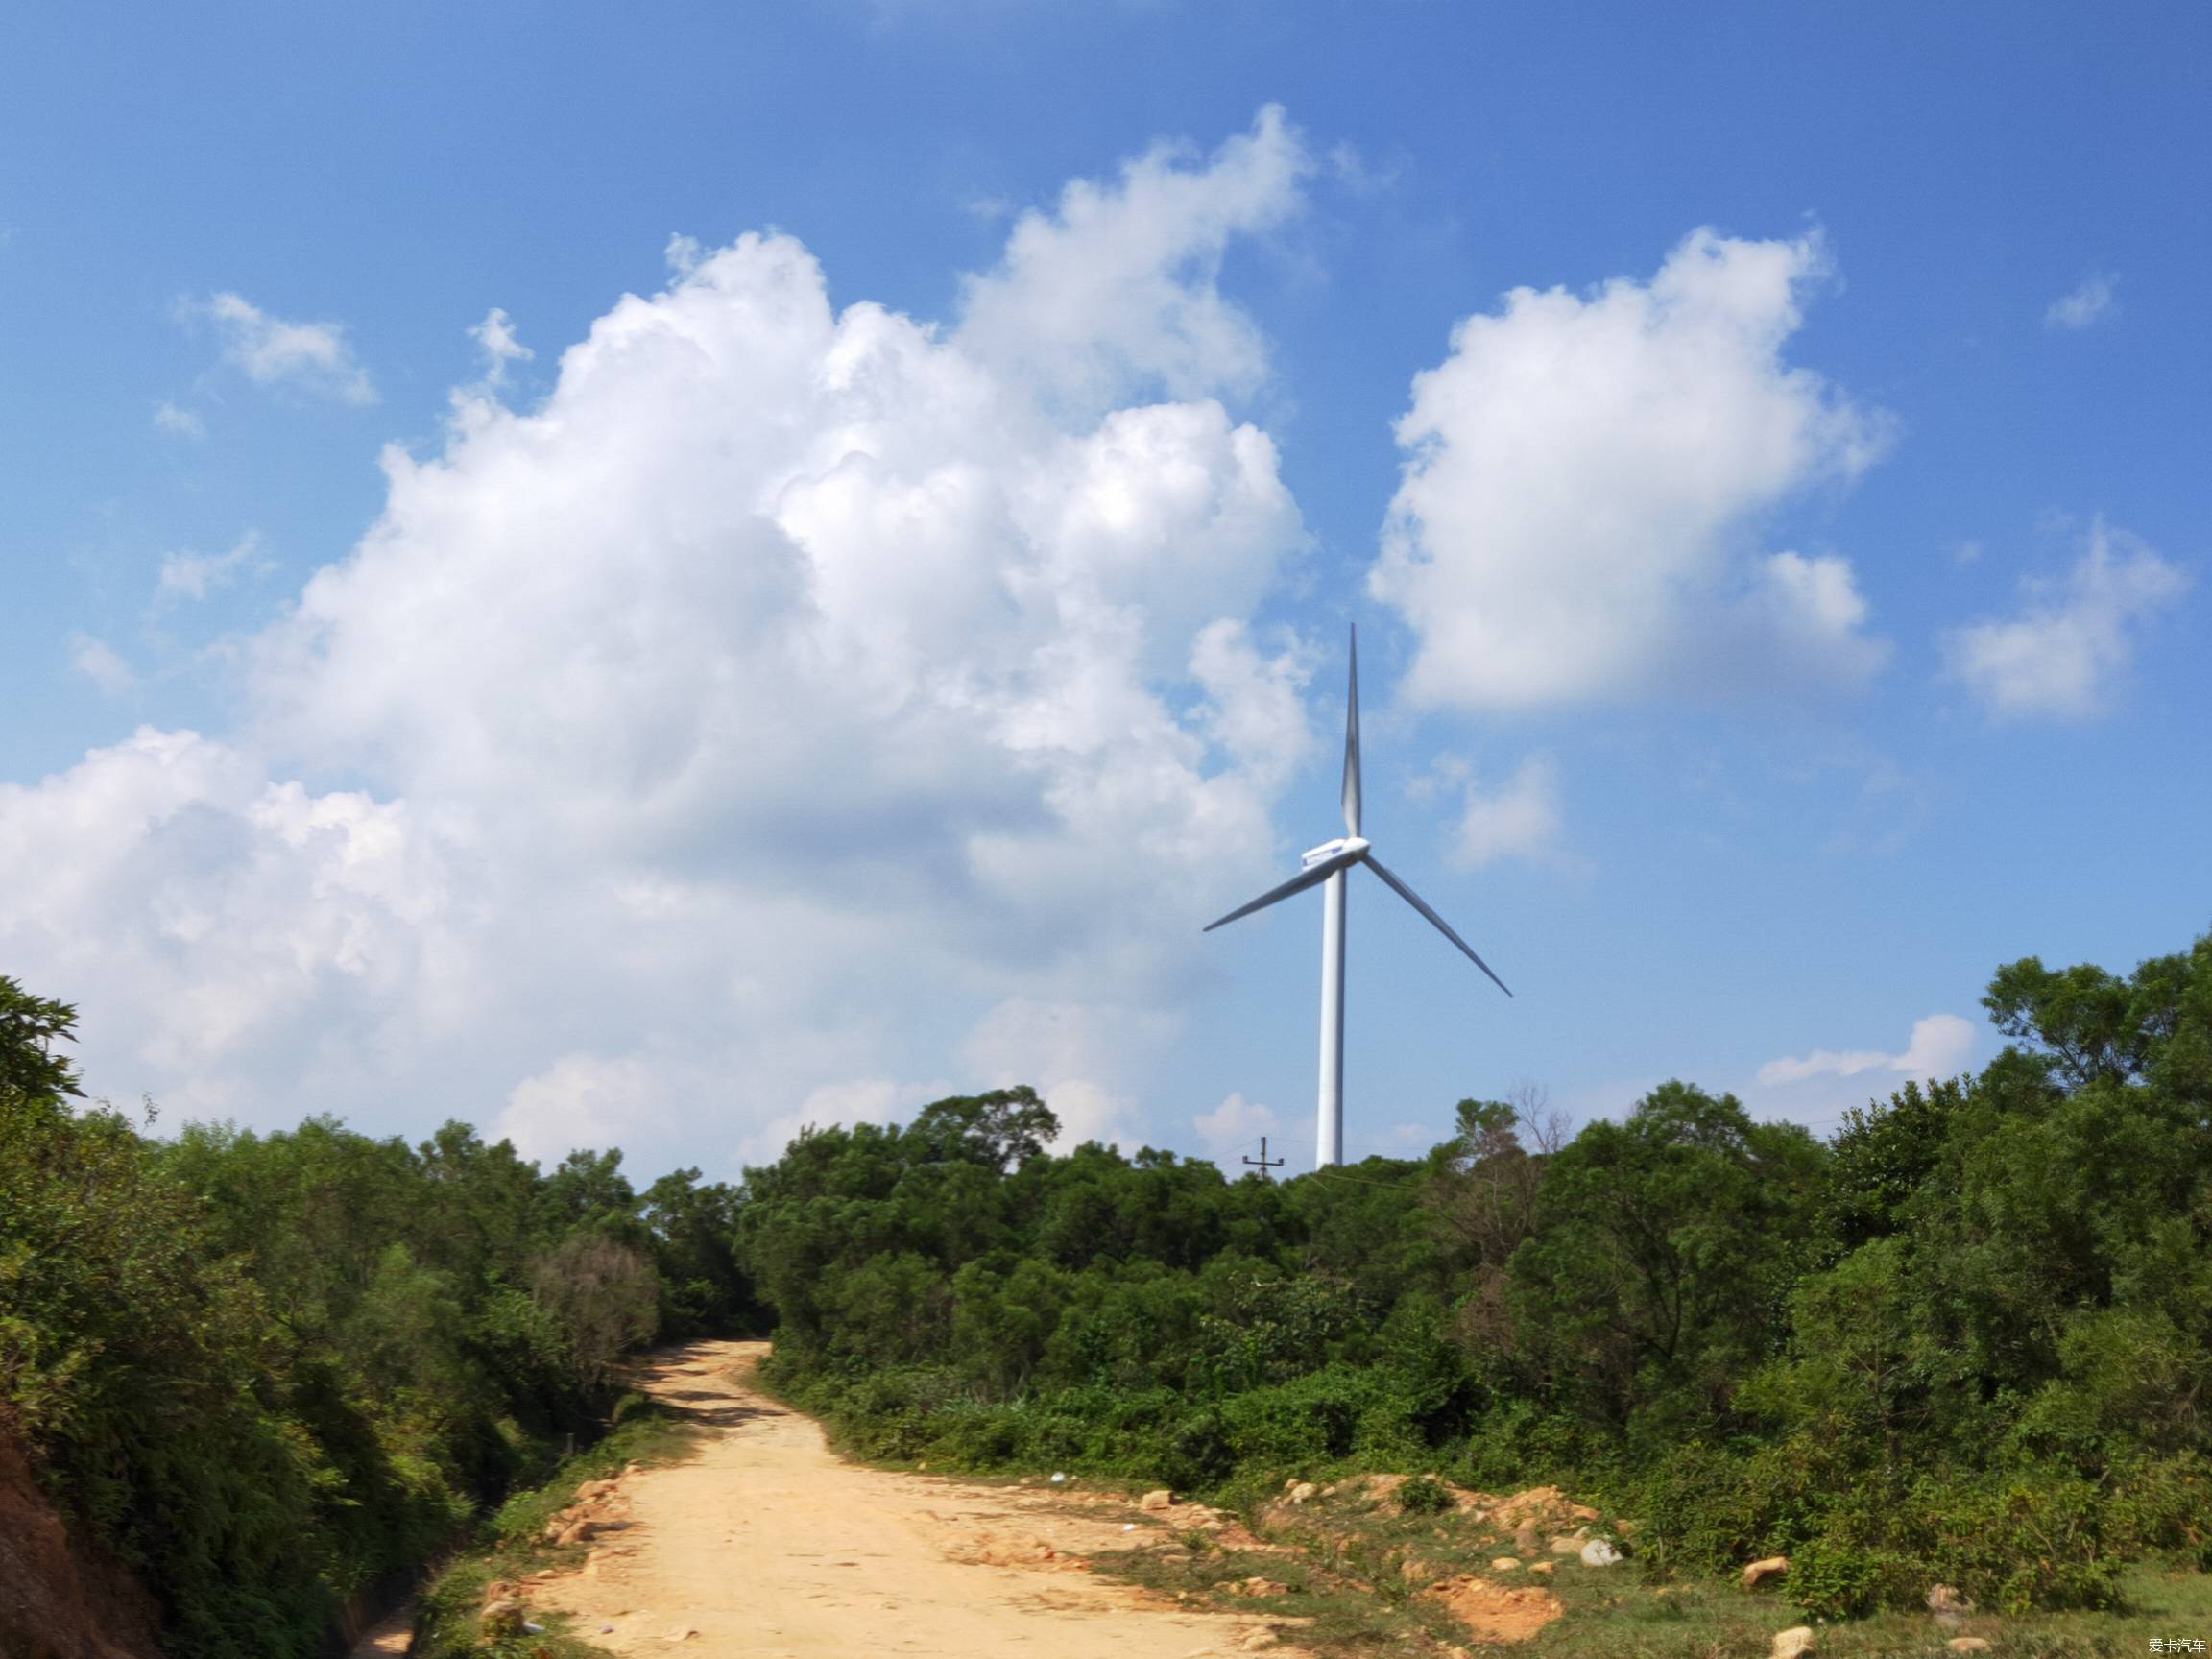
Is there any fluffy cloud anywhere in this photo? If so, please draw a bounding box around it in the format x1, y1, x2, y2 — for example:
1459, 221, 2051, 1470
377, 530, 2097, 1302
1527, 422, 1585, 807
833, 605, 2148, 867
1192, 1089, 1283, 1164
2045, 273, 2118, 330
494, 1053, 680, 1168
956, 104, 1309, 414
467, 306, 532, 392
196, 292, 376, 404
1370, 228, 1891, 710
1190, 619, 1316, 792
1943, 520, 2188, 719
1446, 755, 1564, 870
0, 728, 458, 1124
959, 998, 1170, 1151
1757, 1012, 1976, 1088
8, 116, 1316, 1175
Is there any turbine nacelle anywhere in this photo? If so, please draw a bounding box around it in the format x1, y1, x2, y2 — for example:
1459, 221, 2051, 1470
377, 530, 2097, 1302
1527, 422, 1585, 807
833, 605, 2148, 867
1300, 835, 1369, 870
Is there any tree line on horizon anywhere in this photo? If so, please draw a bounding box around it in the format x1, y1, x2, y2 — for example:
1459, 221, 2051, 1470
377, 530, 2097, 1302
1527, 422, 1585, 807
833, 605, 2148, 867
2, 926, 2208, 1654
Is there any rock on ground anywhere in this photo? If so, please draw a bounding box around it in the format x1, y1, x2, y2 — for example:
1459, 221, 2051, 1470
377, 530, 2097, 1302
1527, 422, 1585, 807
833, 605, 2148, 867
1741, 1555, 1789, 1590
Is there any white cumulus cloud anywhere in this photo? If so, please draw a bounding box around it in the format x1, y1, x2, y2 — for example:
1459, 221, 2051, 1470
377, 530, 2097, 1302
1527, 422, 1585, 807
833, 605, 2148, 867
196, 291, 376, 404
469, 306, 532, 385
1192, 1090, 1283, 1163
1943, 520, 2188, 719
1370, 228, 1892, 710
956, 104, 1310, 415
6, 115, 1318, 1176
0, 728, 459, 1126
1446, 755, 1564, 870
1757, 1012, 1976, 1088
960, 998, 1171, 1152
494, 1053, 679, 1168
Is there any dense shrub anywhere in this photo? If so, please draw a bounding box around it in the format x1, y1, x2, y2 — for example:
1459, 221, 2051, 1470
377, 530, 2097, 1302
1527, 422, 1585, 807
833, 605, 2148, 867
737, 931, 2212, 1618
0, 977, 756, 1659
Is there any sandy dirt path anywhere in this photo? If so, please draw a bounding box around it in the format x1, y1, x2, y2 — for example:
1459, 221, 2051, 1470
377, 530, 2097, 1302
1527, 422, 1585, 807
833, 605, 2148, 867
527, 1339, 1292, 1659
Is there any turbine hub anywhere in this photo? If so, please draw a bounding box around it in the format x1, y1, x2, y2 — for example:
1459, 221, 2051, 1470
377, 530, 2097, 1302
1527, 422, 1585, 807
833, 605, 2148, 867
1300, 835, 1369, 869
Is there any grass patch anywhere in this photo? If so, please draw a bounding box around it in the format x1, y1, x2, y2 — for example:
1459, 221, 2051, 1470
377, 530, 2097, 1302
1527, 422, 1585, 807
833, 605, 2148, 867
1088, 1532, 1463, 1657
412, 1393, 702, 1659
1086, 1479, 2212, 1659
1524, 1559, 2212, 1658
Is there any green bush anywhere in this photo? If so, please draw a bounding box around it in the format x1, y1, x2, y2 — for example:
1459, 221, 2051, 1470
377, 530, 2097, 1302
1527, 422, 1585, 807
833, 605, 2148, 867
1911, 1472, 2122, 1614
1398, 1474, 1453, 1515
2103, 1453, 2212, 1567
1788, 1536, 1918, 1620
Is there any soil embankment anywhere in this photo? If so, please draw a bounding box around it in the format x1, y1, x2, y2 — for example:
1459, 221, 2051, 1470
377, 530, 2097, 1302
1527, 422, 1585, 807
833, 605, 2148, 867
0, 1423, 163, 1659
523, 1339, 1294, 1658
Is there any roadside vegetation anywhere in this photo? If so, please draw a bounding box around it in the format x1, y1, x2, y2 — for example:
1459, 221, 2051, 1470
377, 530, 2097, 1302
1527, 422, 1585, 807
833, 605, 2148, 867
750, 927, 2212, 1629
0, 974, 754, 1659
1079, 1473, 2212, 1657
413, 1393, 698, 1659
3, 926, 2207, 1654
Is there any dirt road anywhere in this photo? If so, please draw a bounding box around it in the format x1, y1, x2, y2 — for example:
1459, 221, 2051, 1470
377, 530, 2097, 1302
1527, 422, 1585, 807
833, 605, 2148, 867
528, 1340, 1291, 1658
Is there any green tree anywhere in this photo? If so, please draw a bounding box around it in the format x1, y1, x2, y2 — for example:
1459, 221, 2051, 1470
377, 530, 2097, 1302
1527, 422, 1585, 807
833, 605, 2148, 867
0, 974, 82, 1099
1507, 1081, 1827, 1432
902, 1086, 1060, 1169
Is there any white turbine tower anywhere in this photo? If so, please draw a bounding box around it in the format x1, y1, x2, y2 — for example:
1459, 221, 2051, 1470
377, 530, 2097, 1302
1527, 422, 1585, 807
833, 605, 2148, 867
1203, 624, 1511, 1168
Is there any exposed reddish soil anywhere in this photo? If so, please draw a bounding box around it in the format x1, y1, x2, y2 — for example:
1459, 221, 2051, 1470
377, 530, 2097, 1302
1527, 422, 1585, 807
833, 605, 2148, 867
0, 1421, 164, 1659
1421, 1574, 1564, 1643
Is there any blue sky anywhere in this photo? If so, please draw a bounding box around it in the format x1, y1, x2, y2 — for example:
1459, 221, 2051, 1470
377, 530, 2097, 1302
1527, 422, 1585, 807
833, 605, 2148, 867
3, 1, 2205, 1178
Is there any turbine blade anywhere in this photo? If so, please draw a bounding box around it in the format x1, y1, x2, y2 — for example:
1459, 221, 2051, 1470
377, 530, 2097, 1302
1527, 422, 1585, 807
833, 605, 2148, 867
1362, 854, 1512, 997
1202, 853, 1353, 933
1342, 623, 1362, 838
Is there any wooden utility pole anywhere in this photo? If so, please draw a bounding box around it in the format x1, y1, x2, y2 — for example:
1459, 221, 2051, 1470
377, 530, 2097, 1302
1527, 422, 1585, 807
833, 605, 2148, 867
1241, 1136, 1286, 1182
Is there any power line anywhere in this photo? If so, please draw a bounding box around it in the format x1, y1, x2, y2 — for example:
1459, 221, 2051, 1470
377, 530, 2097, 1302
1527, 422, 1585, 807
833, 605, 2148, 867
1309, 1166, 1422, 1191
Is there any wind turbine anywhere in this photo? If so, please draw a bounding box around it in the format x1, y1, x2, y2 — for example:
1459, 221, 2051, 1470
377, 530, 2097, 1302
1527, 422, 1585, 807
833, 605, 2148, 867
1203, 624, 1511, 1169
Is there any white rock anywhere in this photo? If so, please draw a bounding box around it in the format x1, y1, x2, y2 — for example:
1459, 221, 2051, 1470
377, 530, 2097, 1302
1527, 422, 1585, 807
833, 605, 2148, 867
1742, 1554, 1790, 1591
1579, 1538, 1621, 1567
1771, 1627, 1815, 1659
